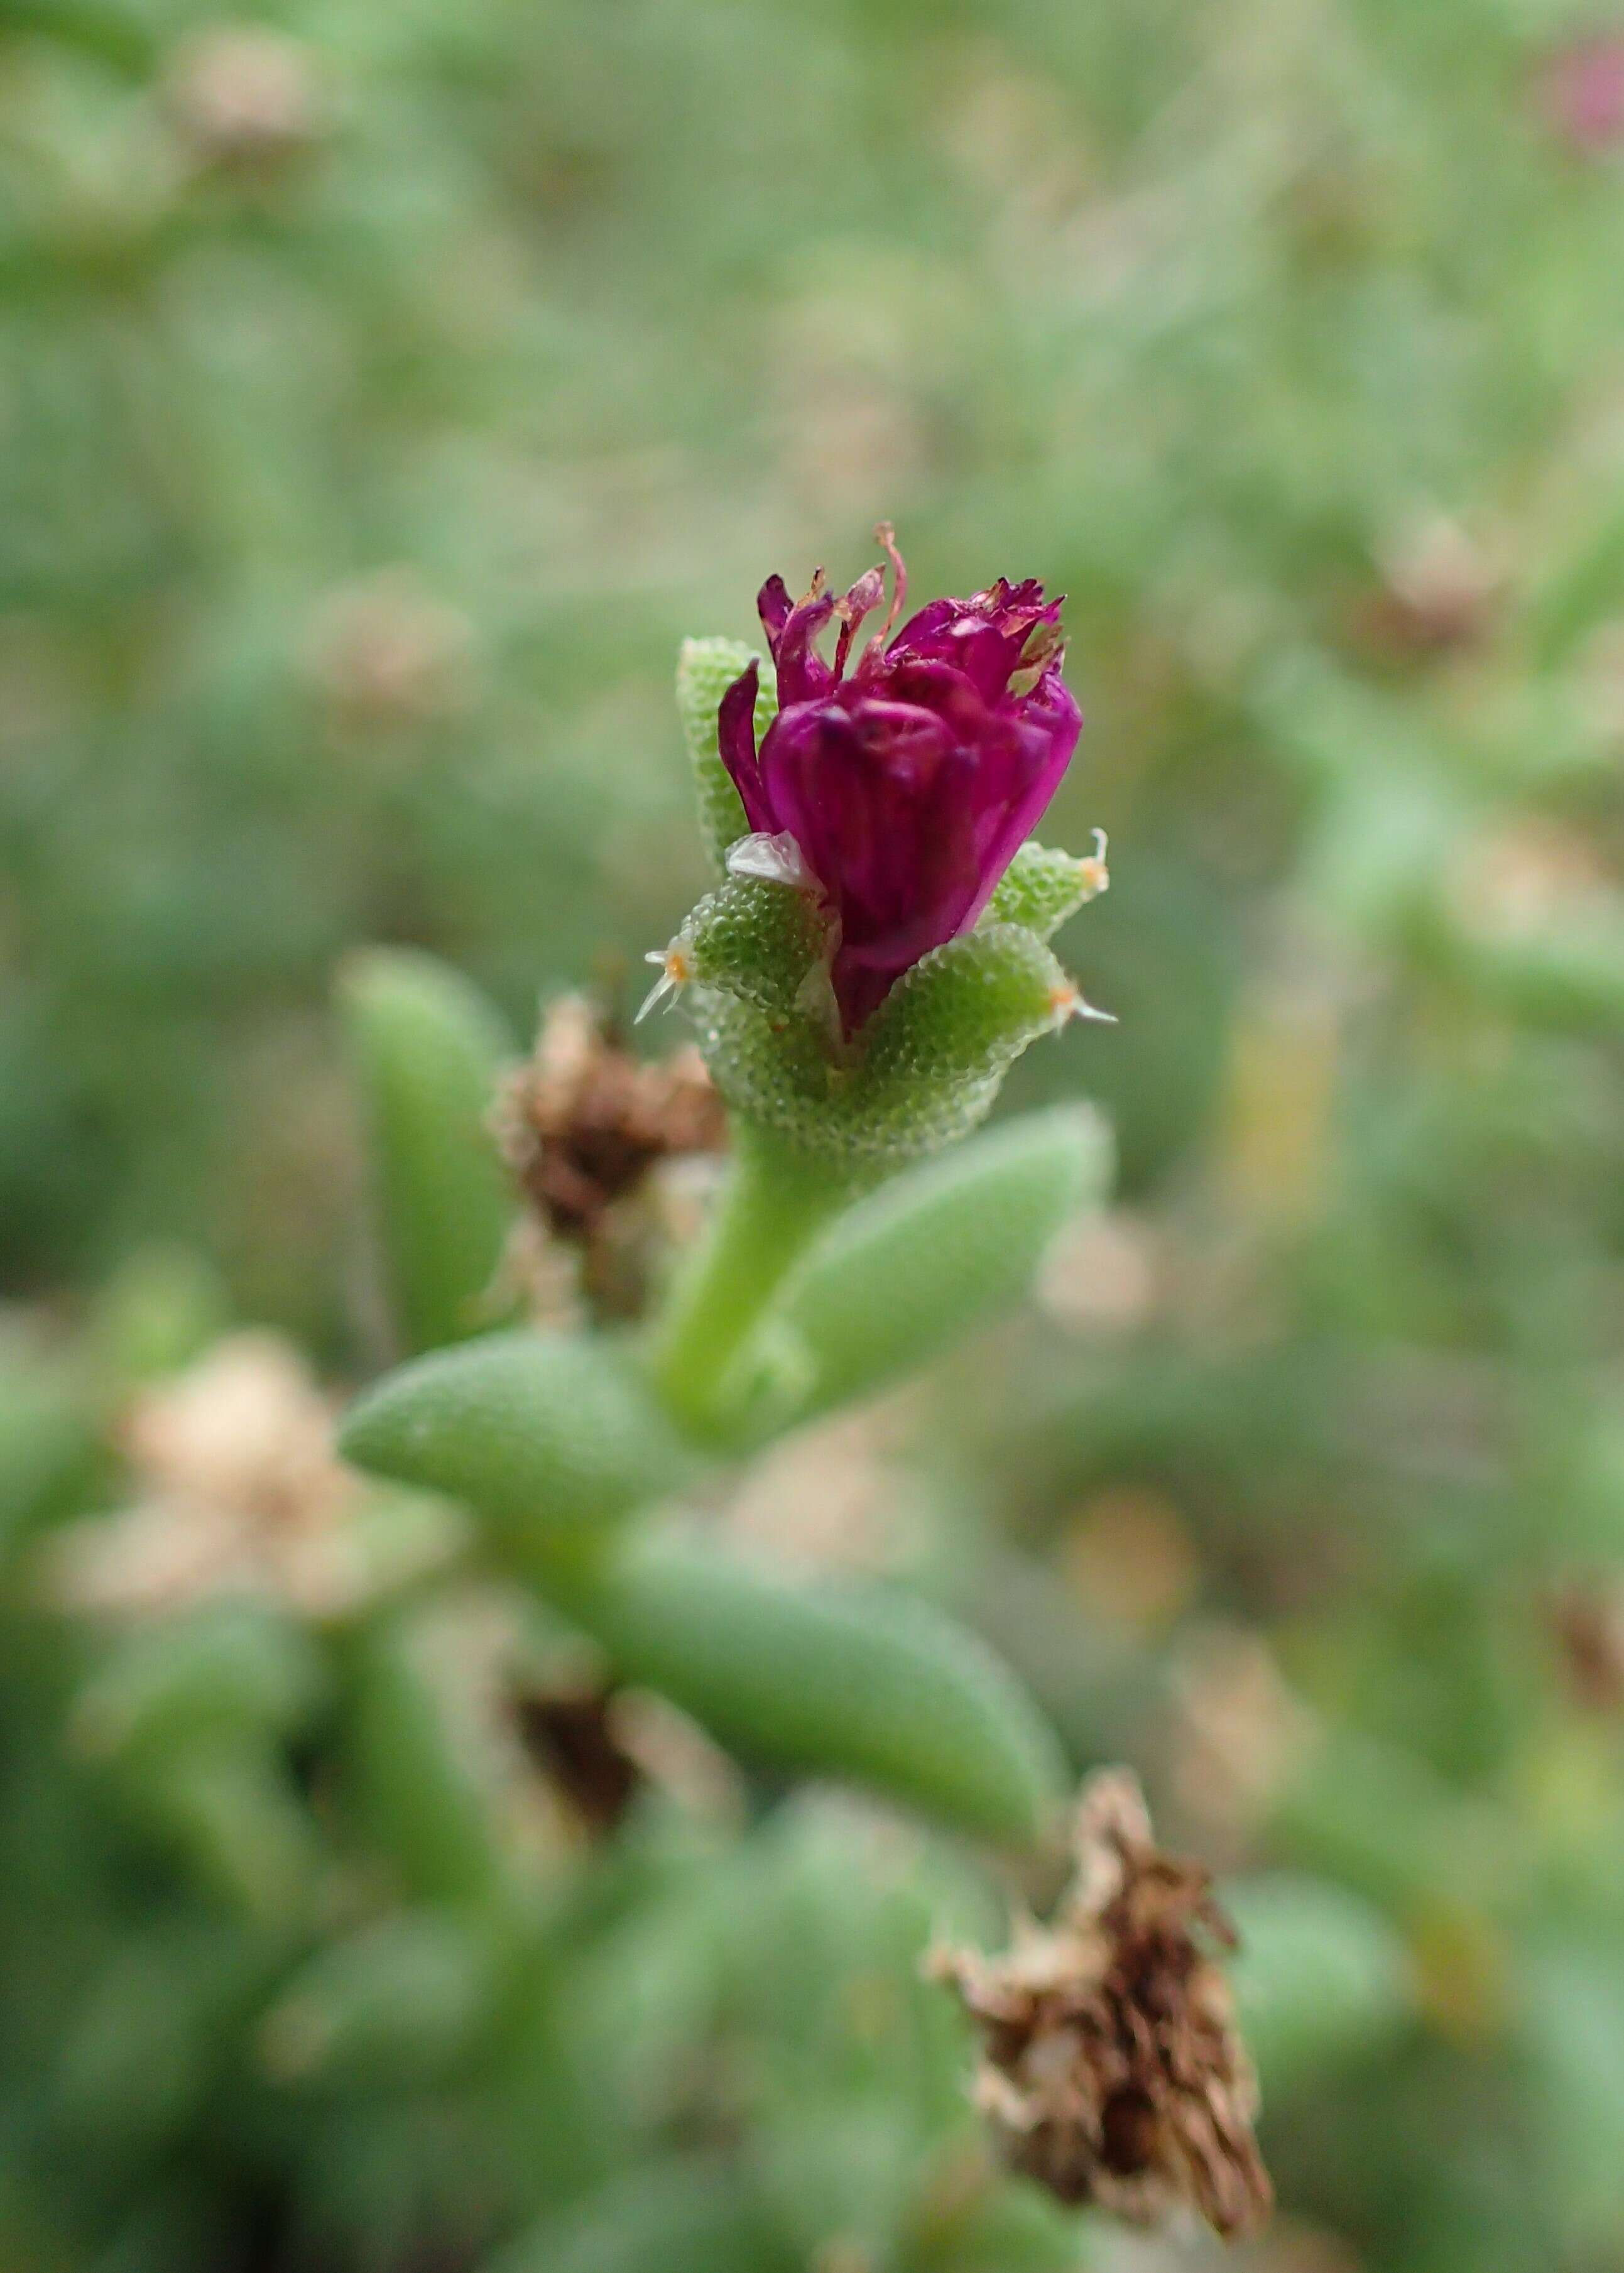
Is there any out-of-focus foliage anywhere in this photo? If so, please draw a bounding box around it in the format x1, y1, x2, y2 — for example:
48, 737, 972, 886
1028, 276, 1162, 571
5, 0, 1624, 2268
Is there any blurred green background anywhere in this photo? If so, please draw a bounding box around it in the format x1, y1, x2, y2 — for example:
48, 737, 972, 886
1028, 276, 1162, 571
6, 0, 1624, 2267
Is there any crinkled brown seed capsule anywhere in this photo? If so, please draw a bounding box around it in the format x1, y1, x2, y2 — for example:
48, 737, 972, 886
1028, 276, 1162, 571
494, 994, 727, 1314
928, 1769, 1272, 2240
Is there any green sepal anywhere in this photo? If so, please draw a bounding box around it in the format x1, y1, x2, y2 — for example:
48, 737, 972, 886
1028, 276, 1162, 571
983, 838, 1106, 940
339, 948, 519, 1357
565, 1535, 1069, 1845
675, 876, 832, 1020
339, 1331, 691, 1578
259, 1911, 499, 2087
695, 923, 1081, 1171
676, 636, 777, 875
768, 1104, 1112, 1420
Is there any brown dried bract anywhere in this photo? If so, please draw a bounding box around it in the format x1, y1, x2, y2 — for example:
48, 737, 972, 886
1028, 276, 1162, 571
928, 1769, 1272, 2241
495, 995, 726, 1315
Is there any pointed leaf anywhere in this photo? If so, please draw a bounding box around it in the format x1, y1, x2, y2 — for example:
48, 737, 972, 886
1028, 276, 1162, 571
339, 1332, 690, 1571
349, 1608, 514, 1906
1223, 1873, 1412, 2092
573, 1537, 1068, 1845
771, 1106, 1112, 1418
339, 948, 518, 1356
676, 875, 831, 1018
260, 1911, 498, 2087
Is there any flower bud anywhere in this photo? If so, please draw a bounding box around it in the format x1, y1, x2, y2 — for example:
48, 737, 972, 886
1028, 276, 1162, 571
718, 530, 1082, 1035
665, 532, 1113, 1169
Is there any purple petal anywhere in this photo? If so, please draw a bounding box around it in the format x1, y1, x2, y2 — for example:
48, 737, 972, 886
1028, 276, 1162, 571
769, 590, 837, 706
833, 563, 886, 679
959, 671, 1083, 928
889, 584, 1064, 705
757, 577, 793, 650
716, 662, 777, 836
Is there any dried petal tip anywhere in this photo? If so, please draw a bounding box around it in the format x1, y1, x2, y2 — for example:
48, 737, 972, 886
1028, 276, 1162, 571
928, 1769, 1272, 2242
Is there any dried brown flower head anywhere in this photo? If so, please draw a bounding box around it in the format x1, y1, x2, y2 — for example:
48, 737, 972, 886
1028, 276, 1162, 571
1549, 1580, 1624, 1716
929, 1770, 1272, 2241
495, 994, 727, 1316
165, 26, 325, 173
41, 1333, 454, 1623
307, 570, 477, 735
1350, 514, 1502, 663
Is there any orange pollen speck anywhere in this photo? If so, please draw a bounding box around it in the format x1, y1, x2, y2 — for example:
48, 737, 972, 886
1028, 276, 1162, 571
665, 947, 691, 985
1049, 983, 1079, 1020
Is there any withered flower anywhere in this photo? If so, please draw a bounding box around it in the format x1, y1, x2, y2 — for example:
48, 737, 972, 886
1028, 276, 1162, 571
41, 1332, 452, 1623
1539, 35, 1624, 156
1549, 1580, 1624, 1716
928, 1769, 1272, 2241
165, 26, 325, 174
719, 527, 1082, 1035
307, 569, 477, 736
495, 993, 727, 1315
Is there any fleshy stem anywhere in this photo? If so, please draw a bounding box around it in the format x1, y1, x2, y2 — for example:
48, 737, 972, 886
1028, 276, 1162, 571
650, 1120, 855, 1443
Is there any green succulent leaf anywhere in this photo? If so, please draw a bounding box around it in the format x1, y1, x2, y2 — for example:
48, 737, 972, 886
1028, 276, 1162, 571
259, 1911, 499, 2088
124, 1738, 320, 1931
349, 1608, 515, 1907
491, 2157, 786, 2273
53, 1922, 259, 2156
769, 1104, 1112, 1419
1224, 1873, 1413, 2093
70, 1600, 326, 1763
676, 636, 778, 875
339, 1331, 691, 1574
0, 1344, 95, 1564
570, 1536, 1069, 1845
339, 948, 519, 1358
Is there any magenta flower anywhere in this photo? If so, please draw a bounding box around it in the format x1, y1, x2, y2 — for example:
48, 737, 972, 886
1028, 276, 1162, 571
1540, 34, 1624, 154
717, 530, 1082, 1035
